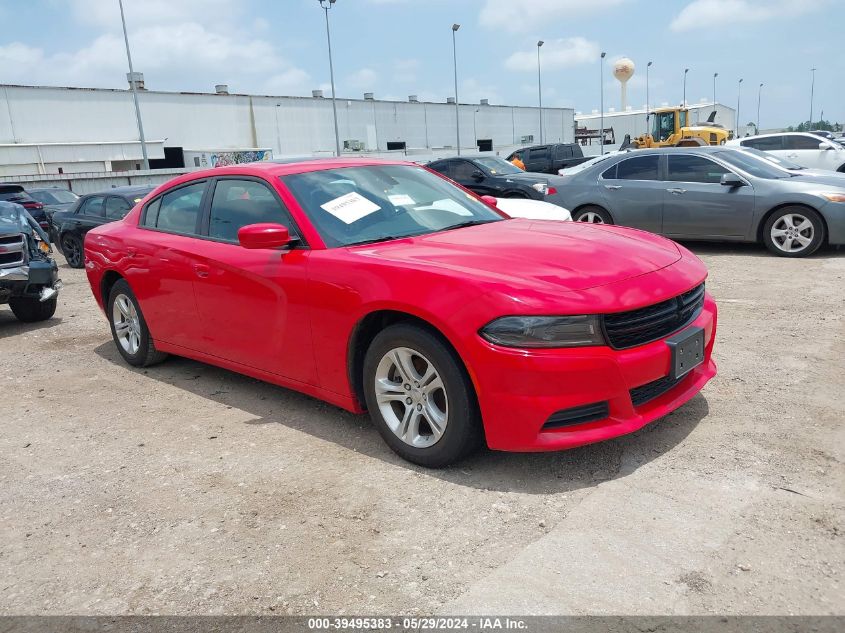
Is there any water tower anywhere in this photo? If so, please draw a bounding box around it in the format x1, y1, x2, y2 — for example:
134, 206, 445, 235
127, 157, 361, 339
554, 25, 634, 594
613, 58, 635, 111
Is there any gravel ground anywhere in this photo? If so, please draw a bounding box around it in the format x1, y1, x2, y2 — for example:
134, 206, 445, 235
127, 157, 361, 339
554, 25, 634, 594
1, 242, 842, 615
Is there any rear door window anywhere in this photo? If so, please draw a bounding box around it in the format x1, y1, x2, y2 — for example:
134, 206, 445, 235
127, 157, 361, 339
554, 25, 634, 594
105, 197, 132, 220
142, 181, 206, 235
612, 155, 660, 180
741, 136, 784, 151
450, 160, 479, 181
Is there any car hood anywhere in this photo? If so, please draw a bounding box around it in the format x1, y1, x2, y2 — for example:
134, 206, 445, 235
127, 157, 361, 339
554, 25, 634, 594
786, 172, 845, 188
350, 219, 682, 293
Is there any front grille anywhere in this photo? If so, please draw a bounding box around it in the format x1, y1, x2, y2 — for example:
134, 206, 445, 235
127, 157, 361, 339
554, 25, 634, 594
603, 283, 705, 349
630, 374, 686, 407
542, 401, 609, 430
0, 234, 25, 267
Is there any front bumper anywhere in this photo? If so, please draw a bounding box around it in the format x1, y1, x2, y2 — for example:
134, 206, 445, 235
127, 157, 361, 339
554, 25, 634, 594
471, 293, 717, 452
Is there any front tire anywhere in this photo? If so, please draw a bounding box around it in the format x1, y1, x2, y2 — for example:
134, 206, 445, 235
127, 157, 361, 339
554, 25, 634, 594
61, 234, 84, 268
573, 205, 612, 224
9, 295, 57, 322
762, 206, 825, 257
363, 323, 481, 468
107, 279, 168, 367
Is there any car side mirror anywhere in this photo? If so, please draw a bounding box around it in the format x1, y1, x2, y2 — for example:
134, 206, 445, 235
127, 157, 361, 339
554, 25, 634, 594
238, 223, 292, 249
819, 142, 833, 150
720, 173, 745, 187
480, 195, 498, 208
471, 170, 485, 182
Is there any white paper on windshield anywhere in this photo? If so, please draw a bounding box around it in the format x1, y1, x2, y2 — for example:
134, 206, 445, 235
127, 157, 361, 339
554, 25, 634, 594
388, 194, 415, 206
320, 192, 381, 224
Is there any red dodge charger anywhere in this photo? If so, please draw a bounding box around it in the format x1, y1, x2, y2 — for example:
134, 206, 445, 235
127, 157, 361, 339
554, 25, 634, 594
84, 158, 717, 467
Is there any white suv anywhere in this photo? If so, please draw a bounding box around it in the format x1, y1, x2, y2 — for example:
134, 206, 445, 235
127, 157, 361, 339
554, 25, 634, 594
727, 132, 845, 173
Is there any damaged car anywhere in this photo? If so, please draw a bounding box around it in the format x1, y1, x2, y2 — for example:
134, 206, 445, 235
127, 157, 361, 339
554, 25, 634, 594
0, 200, 62, 322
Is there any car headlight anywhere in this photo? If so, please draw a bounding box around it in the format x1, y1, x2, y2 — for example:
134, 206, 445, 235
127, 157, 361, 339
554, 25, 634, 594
817, 192, 845, 203
480, 315, 605, 348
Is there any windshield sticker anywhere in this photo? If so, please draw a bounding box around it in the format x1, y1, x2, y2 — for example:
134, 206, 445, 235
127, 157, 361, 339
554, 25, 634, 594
388, 194, 415, 206
320, 192, 381, 224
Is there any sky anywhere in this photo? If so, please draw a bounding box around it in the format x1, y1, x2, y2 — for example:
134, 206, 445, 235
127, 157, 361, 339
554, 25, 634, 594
0, 0, 841, 129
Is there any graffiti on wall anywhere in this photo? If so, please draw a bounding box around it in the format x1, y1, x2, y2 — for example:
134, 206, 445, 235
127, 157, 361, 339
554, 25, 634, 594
210, 150, 272, 168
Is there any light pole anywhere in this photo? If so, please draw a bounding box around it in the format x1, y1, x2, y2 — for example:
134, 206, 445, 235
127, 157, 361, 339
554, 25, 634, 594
683, 67, 689, 106
117, 0, 149, 170
757, 82, 763, 133
473, 108, 479, 147
600, 51, 606, 155
537, 40, 544, 143
452, 23, 461, 155
318, 0, 341, 157
713, 72, 718, 109
736, 78, 743, 134
646, 61, 652, 128
809, 67, 817, 127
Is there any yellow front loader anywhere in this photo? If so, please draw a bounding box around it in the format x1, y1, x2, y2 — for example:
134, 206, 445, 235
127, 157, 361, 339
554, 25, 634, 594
630, 107, 731, 148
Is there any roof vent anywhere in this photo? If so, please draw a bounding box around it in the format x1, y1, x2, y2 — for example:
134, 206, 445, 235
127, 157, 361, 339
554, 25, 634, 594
480, 98, 489, 106
408, 95, 419, 103
447, 97, 456, 104
364, 92, 375, 100
215, 84, 229, 95
312, 89, 324, 98
126, 72, 145, 91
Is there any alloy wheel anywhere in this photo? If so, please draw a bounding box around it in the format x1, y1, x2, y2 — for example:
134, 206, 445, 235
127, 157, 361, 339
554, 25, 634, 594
373, 347, 448, 448
112, 293, 142, 355
770, 213, 814, 254
577, 211, 605, 224
63, 236, 82, 266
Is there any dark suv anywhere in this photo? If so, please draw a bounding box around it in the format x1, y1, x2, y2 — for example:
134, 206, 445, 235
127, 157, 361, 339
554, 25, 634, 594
506, 143, 592, 174
0, 201, 61, 322
0, 184, 47, 233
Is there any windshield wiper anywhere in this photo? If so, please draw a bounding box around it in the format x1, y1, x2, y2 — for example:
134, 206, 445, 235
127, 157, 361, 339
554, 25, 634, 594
346, 235, 404, 246
441, 219, 498, 232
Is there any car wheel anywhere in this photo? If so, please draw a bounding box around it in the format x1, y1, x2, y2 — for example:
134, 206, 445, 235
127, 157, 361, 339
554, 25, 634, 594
506, 191, 529, 198
573, 206, 612, 224
61, 234, 84, 268
107, 279, 168, 367
762, 206, 825, 257
9, 295, 57, 322
363, 323, 482, 468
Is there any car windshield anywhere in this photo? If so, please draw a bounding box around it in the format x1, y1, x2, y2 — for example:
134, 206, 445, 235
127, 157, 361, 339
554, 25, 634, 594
738, 147, 805, 171
31, 189, 79, 204
473, 157, 523, 175
712, 150, 792, 179
282, 164, 503, 247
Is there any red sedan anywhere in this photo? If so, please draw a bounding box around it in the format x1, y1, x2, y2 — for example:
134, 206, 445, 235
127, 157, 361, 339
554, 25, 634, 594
84, 158, 717, 467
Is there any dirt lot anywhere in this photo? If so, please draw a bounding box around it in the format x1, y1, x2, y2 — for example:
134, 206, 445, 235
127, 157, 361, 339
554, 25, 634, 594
1, 242, 843, 615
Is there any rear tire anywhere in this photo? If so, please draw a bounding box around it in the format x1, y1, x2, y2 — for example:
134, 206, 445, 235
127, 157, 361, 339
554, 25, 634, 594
61, 234, 84, 268
363, 323, 481, 468
762, 206, 825, 257
573, 205, 612, 224
107, 279, 168, 367
9, 295, 57, 322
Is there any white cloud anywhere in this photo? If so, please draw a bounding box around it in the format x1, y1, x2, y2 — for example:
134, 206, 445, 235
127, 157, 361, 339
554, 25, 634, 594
460, 78, 501, 105
670, 0, 828, 31
347, 68, 379, 91
505, 37, 600, 72
480, 0, 628, 33
0, 2, 311, 95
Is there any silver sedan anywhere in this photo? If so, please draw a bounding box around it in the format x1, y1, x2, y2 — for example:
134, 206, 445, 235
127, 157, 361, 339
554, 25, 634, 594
554, 147, 845, 257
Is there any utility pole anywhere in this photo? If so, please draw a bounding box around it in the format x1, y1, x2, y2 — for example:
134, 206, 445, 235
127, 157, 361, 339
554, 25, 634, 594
319, 0, 341, 156
537, 40, 544, 143
452, 24, 461, 155
118, 0, 149, 170
600, 51, 606, 155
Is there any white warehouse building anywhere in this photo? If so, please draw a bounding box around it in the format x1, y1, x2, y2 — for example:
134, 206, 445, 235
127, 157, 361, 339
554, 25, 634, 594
0, 82, 575, 183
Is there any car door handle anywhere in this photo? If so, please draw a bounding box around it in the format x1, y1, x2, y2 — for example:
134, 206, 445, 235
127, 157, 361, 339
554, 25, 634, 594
604, 185, 621, 190
786, 153, 798, 159
667, 188, 687, 194
193, 264, 210, 278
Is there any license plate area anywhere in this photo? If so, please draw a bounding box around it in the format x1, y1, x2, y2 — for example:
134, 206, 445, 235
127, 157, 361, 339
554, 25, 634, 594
665, 326, 705, 380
